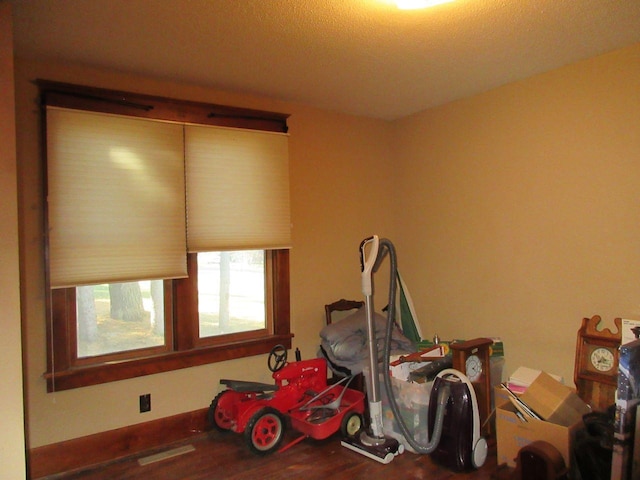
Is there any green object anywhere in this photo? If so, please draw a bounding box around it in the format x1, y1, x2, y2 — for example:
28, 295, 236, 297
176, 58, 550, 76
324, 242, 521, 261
397, 272, 422, 344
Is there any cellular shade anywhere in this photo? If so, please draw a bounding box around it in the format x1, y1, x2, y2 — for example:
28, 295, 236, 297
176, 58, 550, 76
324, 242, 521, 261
46, 107, 187, 287
185, 125, 291, 251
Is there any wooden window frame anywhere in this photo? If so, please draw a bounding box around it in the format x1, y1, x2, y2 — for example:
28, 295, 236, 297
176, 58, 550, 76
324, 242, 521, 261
174, 252, 275, 350
41, 81, 292, 392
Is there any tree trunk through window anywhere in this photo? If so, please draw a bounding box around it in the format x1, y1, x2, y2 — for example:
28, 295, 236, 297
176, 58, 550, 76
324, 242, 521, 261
150, 280, 164, 335
77, 286, 98, 342
219, 252, 230, 331
109, 283, 145, 322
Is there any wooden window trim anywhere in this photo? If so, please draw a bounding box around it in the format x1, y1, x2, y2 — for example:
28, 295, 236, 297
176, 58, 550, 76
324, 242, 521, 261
176, 252, 273, 350
41, 81, 292, 392
36, 80, 289, 133
70, 282, 175, 367
45, 251, 291, 392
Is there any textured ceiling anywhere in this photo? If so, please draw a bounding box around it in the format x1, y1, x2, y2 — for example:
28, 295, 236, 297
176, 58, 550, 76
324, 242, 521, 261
10, 0, 640, 119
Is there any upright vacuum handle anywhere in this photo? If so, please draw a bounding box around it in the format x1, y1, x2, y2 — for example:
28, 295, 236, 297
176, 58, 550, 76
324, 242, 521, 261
359, 235, 379, 297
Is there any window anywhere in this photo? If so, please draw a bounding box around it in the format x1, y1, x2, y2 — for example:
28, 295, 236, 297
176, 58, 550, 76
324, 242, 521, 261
196, 251, 266, 339
42, 81, 292, 392
75, 280, 168, 360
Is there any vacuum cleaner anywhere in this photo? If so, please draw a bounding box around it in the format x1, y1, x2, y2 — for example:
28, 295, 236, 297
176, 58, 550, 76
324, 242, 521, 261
341, 235, 487, 471
428, 369, 488, 470
341, 235, 404, 464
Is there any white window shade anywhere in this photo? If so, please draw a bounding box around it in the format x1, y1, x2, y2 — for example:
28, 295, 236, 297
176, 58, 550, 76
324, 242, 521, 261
185, 125, 291, 252
46, 107, 187, 287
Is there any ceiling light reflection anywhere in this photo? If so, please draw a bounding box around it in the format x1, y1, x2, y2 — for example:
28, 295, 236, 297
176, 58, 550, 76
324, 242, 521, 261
395, 0, 455, 9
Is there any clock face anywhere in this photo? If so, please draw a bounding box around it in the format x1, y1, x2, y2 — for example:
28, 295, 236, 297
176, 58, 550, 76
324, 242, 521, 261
465, 354, 483, 382
590, 347, 615, 372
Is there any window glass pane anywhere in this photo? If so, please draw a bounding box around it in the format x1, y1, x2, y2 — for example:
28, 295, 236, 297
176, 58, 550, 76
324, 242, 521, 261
76, 280, 165, 358
197, 251, 266, 337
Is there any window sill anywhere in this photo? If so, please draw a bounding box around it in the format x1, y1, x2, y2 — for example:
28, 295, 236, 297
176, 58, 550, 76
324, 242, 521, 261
44, 334, 293, 392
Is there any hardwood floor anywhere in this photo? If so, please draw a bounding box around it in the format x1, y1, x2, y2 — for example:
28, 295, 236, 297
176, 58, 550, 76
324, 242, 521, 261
41, 429, 500, 480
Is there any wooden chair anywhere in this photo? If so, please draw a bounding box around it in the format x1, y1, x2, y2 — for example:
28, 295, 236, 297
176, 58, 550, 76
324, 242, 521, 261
324, 298, 364, 326
324, 299, 365, 391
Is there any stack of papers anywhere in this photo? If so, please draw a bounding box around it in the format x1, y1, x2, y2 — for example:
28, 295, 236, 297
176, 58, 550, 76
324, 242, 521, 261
500, 383, 541, 421
508, 366, 563, 394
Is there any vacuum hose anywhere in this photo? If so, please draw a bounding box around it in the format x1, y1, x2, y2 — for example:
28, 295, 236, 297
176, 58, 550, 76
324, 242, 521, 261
378, 238, 448, 454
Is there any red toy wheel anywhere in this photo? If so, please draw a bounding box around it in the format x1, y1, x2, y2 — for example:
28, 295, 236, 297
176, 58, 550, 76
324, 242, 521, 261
244, 407, 286, 455
341, 411, 363, 438
208, 391, 236, 431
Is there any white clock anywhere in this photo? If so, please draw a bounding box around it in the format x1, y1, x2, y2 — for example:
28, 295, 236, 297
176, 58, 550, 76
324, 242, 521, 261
590, 347, 615, 372
465, 354, 483, 382
575, 316, 621, 412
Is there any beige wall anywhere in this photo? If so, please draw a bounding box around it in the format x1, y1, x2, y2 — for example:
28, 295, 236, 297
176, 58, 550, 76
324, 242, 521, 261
14, 33, 640, 452
0, 3, 27, 478
393, 42, 640, 383
15, 59, 394, 448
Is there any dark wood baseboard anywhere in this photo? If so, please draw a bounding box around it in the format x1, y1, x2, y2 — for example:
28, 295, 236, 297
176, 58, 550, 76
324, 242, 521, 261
28, 408, 209, 479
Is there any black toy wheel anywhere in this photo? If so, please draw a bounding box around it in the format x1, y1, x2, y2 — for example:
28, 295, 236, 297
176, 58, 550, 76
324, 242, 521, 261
340, 411, 363, 438
244, 407, 286, 455
267, 344, 287, 372
208, 391, 235, 432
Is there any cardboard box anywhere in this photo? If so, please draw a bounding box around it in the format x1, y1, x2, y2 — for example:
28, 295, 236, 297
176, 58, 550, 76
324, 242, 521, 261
496, 372, 590, 469
496, 399, 582, 469
520, 372, 590, 426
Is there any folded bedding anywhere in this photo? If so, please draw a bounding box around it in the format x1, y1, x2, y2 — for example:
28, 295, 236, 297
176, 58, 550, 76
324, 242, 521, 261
318, 307, 416, 375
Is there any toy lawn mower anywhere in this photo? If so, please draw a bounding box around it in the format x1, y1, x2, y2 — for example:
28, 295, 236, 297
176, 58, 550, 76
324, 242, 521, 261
208, 345, 366, 455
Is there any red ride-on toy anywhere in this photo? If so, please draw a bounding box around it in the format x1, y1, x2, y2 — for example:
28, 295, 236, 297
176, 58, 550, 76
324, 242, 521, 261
208, 345, 366, 455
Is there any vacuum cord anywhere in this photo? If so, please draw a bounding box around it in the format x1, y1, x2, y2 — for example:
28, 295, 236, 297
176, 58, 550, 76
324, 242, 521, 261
379, 238, 448, 454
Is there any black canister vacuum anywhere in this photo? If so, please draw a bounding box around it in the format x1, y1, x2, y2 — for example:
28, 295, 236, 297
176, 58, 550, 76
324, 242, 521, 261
341, 235, 487, 470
